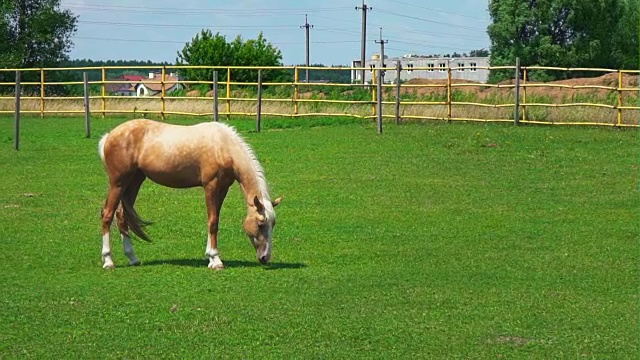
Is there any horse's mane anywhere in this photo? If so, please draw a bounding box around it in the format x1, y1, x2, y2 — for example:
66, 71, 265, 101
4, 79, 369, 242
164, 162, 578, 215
218, 123, 275, 218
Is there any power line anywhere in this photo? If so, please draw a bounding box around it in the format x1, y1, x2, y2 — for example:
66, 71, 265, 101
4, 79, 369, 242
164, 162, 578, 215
314, 27, 485, 50
74, 36, 359, 46
63, 3, 351, 16
374, 8, 487, 31
371, 0, 490, 21
312, 15, 488, 40
78, 20, 299, 30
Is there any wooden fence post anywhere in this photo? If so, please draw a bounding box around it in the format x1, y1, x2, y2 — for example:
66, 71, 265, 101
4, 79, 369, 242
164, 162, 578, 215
395, 60, 401, 125
161, 66, 166, 120
226, 67, 231, 121
213, 71, 219, 122
101, 67, 106, 119
40, 68, 45, 118
256, 69, 262, 132
376, 68, 383, 134
294, 67, 299, 115
522, 67, 528, 123
617, 70, 623, 126
14, 71, 21, 150
447, 65, 452, 121
514, 57, 521, 126
83, 72, 91, 138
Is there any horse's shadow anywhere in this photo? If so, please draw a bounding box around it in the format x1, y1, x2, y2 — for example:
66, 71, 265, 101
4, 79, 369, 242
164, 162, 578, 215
142, 258, 307, 270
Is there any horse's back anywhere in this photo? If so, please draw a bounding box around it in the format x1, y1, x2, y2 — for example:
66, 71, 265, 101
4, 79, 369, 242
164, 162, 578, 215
102, 119, 240, 188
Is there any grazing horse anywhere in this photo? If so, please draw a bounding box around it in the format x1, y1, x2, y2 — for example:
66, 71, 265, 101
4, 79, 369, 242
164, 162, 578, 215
98, 119, 281, 270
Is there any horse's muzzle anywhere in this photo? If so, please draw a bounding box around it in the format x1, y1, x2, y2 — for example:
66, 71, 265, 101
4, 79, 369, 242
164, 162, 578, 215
259, 256, 269, 265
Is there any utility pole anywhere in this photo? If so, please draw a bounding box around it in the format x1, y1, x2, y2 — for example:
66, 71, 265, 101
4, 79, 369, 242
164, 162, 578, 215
301, 14, 313, 83
375, 27, 388, 82
356, 1, 372, 84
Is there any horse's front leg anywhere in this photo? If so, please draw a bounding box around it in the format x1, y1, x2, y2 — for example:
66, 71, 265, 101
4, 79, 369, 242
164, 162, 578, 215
204, 182, 229, 270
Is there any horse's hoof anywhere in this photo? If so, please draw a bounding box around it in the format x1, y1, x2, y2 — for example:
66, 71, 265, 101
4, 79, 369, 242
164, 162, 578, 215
103, 263, 115, 270
129, 260, 141, 266
209, 264, 224, 271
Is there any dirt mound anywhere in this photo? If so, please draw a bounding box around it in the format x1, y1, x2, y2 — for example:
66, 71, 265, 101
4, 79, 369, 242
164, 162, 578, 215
405, 78, 482, 85
186, 90, 200, 97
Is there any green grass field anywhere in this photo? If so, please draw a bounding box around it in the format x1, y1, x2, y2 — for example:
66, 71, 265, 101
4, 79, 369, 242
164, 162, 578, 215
0, 116, 638, 358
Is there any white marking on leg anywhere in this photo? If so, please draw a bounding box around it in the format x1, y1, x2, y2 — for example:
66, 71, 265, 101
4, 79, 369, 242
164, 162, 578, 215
122, 233, 140, 266
205, 234, 224, 270
102, 233, 115, 269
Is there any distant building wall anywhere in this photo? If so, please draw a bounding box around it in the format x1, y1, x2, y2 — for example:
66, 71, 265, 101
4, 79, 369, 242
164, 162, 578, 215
352, 56, 490, 84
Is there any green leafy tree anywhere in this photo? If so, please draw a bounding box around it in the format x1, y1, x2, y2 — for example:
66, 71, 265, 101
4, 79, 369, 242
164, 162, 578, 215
487, 0, 639, 82
176, 30, 287, 85
0, 0, 77, 69
0, 0, 77, 94
469, 49, 490, 57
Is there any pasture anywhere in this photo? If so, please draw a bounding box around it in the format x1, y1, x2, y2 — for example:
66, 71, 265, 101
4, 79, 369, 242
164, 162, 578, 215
0, 116, 638, 358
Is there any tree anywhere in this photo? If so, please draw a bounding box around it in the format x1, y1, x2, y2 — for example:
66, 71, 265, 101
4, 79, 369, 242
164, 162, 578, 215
176, 30, 287, 84
469, 49, 490, 57
487, 0, 639, 82
0, 0, 77, 69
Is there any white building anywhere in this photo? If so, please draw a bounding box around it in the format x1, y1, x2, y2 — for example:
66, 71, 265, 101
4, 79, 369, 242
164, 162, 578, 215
351, 55, 490, 84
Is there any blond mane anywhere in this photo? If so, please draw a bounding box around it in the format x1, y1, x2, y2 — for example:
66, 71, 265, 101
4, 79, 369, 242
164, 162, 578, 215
218, 123, 275, 219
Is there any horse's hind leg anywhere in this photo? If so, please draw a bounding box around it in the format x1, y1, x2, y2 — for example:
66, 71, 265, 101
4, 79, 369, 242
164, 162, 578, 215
116, 171, 146, 266
116, 204, 140, 266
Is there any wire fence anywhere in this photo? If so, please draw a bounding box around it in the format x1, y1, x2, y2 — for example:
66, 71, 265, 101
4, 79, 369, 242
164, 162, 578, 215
0, 62, 638, 131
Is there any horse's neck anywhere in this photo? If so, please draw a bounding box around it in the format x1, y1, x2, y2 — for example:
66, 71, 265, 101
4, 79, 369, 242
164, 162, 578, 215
232, 151, 265, 205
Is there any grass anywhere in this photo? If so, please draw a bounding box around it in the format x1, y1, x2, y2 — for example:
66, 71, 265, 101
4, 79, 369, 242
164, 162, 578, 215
0, 115, 638, 358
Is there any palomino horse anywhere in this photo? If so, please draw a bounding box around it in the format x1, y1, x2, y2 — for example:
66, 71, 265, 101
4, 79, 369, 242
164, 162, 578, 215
98, 119, 281, 270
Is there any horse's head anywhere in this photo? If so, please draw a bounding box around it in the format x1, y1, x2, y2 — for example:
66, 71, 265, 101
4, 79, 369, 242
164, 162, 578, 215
244, 196, 281, 264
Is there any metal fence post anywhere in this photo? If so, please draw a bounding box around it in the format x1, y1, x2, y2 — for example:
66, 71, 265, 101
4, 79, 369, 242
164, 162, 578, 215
395, 60, 401, 125
213, 71, 219, 122
377, 68, 383, 134
14, 71, 21, 151
83, 72, 91, 138
514, 57, 521, 126
256, 69, 262, 132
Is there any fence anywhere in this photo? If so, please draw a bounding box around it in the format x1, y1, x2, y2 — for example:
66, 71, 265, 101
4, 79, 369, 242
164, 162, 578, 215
1, 62, 638, 131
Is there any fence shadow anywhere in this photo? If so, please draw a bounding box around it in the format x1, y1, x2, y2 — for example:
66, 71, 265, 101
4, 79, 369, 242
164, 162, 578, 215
142, 258, 307, 270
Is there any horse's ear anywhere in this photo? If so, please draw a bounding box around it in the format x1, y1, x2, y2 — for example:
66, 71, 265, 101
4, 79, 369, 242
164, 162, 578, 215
272, 197, 282, 207
253, 196, 265, 212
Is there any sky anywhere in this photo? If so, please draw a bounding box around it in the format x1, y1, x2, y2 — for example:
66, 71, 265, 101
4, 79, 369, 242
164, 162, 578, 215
60, 0, 492, 66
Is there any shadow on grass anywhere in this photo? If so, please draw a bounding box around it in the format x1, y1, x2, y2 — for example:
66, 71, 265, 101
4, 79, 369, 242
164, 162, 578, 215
142, 258, 307, 270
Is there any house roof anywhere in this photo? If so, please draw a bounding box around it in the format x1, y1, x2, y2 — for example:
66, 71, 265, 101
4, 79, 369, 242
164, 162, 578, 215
106, 83, 135, 93
138, 76, 181, 92
122, 75, 144, 81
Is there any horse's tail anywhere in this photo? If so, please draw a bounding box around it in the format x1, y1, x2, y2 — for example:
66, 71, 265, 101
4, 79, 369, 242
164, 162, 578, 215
98, 133, 109, 163
121, 194, 153, 242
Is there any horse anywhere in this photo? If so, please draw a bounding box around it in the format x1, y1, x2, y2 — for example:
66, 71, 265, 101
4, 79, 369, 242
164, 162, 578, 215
97, 119, 281, 270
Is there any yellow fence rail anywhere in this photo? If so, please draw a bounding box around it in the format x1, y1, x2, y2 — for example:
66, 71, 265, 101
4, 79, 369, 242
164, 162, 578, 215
0, 63, 638, 127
